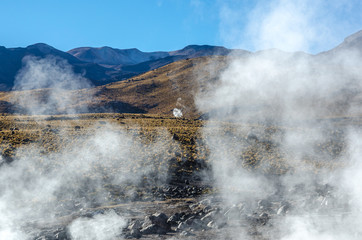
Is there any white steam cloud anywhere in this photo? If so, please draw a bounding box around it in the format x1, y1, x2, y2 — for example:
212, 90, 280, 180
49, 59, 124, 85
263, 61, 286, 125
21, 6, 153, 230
197, 0, 362, 239
220, 0, 362, 53
0, 122, 178, 238
247, 0, 321, 52
11, 56, 92, 115
68, 210, 127, 240
1, 56, 181, 239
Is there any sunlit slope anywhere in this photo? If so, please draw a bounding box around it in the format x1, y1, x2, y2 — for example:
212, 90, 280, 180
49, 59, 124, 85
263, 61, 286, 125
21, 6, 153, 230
0, 56, 228, 118
90, 56, 228, 118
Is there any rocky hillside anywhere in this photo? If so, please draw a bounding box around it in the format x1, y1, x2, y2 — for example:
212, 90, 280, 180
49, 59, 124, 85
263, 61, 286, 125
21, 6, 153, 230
68, 47, 169, 66
0, 43, 113, 90
0, 30, 361, 117
0, 44, 243, 90
67, 45, 248, 67
0, 30, 361, 92
0, 56, 229, 118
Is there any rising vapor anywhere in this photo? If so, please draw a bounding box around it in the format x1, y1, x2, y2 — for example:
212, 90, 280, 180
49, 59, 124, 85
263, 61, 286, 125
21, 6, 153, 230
196, 0, 362, 239
0, 57, 181, 239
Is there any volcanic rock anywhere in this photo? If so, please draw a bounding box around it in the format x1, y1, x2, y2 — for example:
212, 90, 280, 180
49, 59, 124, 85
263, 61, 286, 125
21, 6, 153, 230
140, 213, 171, 235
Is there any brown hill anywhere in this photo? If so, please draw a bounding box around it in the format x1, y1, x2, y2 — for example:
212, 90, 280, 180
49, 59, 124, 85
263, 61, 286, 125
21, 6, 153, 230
90, 56, 229, 118
0, 56, 229, 118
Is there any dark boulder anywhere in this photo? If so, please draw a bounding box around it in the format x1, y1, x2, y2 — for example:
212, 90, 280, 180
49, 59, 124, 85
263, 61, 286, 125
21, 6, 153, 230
140, 213, 171, 235
127, 219, 142, 238
167, 212, 182, 226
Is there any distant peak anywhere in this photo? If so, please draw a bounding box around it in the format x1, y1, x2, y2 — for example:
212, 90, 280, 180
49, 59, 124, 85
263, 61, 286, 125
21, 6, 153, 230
27, 43, 56, 51
182, 44, 225, 50
183, 44, 201, 49
27, 43, 53, 48
117, 47, 143, 53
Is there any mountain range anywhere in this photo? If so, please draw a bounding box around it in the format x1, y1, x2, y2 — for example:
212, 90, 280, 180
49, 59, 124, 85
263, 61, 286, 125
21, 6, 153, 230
1, 30, 361, 91
0, 30, 361, 116
0, 43, 249, 91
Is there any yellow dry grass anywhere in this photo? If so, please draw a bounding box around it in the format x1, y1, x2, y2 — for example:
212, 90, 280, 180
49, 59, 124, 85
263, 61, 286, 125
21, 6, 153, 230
0, 113, 348, 176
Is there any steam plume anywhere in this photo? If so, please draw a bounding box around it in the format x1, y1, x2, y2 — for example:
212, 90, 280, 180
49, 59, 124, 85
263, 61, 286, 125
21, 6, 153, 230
11, 56, 92, 115
196, 0, 362, 239
0, 56, 180, 239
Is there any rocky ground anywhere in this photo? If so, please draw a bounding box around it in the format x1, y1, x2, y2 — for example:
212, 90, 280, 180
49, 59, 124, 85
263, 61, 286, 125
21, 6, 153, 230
0, 113, 358, 239
32, 180, 351, 239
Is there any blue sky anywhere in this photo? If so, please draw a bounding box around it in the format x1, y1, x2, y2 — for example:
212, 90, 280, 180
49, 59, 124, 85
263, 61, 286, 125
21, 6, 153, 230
1, 0, 362, 54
